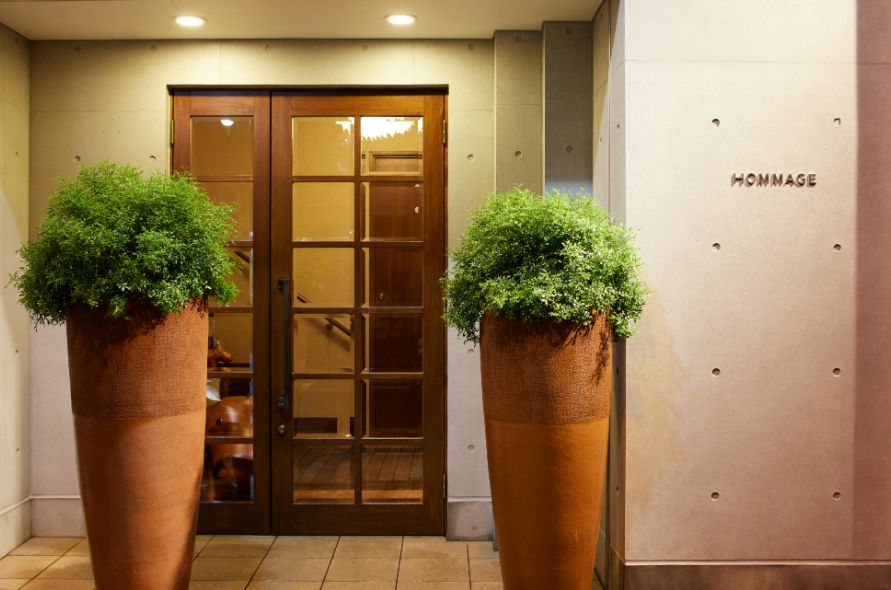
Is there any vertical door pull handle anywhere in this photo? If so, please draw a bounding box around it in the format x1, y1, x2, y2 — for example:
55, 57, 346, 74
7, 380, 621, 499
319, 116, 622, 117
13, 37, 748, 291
277, 278, 292, 409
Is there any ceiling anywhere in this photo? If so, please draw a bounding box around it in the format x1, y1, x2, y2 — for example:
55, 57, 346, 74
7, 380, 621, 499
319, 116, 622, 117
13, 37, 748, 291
0, 0, 598, 41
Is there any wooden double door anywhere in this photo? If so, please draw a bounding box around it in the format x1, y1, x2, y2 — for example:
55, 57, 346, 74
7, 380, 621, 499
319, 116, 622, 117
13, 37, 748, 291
172, 90, 446, 535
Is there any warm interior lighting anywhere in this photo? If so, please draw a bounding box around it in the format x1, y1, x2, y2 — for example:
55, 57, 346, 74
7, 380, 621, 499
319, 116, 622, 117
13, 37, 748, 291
174, 15, 205, 27
386, 14, 417, 26
220, 118, 234, 127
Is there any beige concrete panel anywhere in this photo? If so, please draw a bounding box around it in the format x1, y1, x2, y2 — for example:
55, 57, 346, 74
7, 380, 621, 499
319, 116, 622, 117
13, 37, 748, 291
31, 498, 86, 537
2, 30, 28, 110
447, 109, 495, 248
4, 103, 28, 236
30, 41, 221, 113
593, 84, 609, 208
219, 40, 414, 86
593, 3, 610, 93
446, 499, 493, 541
494, 31, 542, 106
0, 502, 30, 559
29, 325, 79, 495
621, 60, 859, 560
543, 21, 592, 100
858, 0, 891, 64
446, 328, 488, 498
609, 0, 624, 69
413, 40, 494, 111
545, 96, 592, 194
495, 104, 542, 193
30, 109, 167, 227
626, 0, 856, 64
608, 62, 625, 221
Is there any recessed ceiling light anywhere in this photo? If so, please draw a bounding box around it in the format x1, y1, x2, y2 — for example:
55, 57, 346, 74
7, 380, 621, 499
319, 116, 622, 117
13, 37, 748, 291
386, 14, 417, 26
175, 15, 205, 28
220, 119, 234, 127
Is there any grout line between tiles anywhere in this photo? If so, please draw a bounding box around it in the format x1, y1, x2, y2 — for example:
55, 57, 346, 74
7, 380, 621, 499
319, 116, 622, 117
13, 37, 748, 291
245, 534, 275, 584
320, 535, 341, 584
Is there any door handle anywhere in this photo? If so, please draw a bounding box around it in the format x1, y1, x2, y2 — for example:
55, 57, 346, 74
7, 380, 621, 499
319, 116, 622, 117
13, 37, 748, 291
277, 278, 292, 409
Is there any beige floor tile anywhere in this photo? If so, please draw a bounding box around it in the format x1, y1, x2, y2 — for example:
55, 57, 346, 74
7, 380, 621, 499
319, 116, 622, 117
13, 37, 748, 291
267, 536, 339, 559
200, 536, 275, 558
334, 536, 402, 559
189, 582, 247, 590
251, 557, 329, 582
322, 583, 395, 590
0, 556, 58, 579
325, 558, 399, 582
64, 540, 89, 557
398, 582, 470, 590
401, 538, 467, 560
21, 581, 94, 590
10, 539, 80, 557
398, 559, 469, 583
466, 543, 497, 560
470, 584, 503, 590
190, 557, 262, 581
193, 535, 213, 557
468, 560, 501, 583
247, 583, 321, 590
0, 580, 28, 590
36, 556, 93, 580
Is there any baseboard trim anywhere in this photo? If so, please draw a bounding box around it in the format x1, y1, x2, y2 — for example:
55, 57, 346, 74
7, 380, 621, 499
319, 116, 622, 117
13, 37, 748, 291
446, 498, 493, 541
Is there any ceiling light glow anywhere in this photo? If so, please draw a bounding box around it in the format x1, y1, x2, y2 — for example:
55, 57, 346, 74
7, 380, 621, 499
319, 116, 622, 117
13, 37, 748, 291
220, 118, 234, 127
175, 15, 205, 28
386, 14, 417, 26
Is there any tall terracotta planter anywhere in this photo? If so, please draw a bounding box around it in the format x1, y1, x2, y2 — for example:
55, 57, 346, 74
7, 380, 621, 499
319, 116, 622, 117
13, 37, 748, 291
66, 304, 208, 590
481, 312, 612, 590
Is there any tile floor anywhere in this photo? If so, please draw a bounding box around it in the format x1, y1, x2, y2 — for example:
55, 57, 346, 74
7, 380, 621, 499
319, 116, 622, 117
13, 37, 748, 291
0, 535, 506, 589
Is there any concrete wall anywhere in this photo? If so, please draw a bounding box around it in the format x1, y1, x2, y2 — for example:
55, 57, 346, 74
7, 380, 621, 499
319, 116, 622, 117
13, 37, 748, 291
0, 23, 30, 555
27, 38, 497, 537
616, 0, 891, 585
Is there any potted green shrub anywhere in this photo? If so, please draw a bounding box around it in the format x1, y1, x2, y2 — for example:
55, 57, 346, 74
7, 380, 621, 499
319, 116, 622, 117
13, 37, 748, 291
11, 162, 237, 590
443, 187, 645, 590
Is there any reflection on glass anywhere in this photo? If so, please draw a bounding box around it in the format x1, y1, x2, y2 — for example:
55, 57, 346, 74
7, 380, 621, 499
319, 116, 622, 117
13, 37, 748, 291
294, 445, 354, 504
363, 380, 423, 438
210, 248, 252, 308
209, 313, 253, 368
361, 445, 423, 504
361, 117, 423, 175
201, 182, 253, 241
364, 315, 422, 372
293, 248, 354, 307
202, 443, 254, 502
294, 380, 354, 439
293, 117, 355, 176
362, 248, 422, 306
191, 117, 254, 177
293, 315, 354, 373
205, 380, 254, 432
362, 182, 422, 240
293, 183, 355, 241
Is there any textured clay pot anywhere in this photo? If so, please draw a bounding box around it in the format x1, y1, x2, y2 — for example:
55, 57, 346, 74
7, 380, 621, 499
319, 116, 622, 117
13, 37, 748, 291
480, 312, 612, 590
66, 303, 208, 590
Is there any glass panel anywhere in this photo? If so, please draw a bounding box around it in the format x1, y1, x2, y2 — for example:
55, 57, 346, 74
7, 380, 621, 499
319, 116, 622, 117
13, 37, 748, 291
363, 380, 423, 438
362, 182, 422, 240
364, 315, 422, 372
293, 315, 354, 374
191, 117, 253, 177
202, 443, 254, 502
205, 379, 254, 436
294, 446, 354, 504
210, 248, 252, 308
209, 313, 252, 369
294, 380, 354, 439
293, 117, 355, 176
201, 182, 253, 241
361, 445, 423, 504
293, 182, 354, 241
293, 248, 354, 307
361, 117, 423, 175
363, 248, 423, 306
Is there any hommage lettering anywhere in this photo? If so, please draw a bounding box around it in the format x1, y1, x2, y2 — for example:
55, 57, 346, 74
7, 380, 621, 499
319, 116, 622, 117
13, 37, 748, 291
731, 172, 817, 188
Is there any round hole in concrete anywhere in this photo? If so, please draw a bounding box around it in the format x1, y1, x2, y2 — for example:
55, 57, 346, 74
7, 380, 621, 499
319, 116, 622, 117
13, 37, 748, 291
711, 491, 720, 501
565, 145, 573, 153
833, 492, 841, 500
467, 153, 475, 161
712, 243, 721, 251
712, 118, 721, 127
833, 243, 842, 251
712, 368, 721, 376
467, 445, 475, 452
514, 150, 523, 159
833, 368, 841, 376
74, 155, 81, 162
833, 118, 842, 126
361, 44, 369, 52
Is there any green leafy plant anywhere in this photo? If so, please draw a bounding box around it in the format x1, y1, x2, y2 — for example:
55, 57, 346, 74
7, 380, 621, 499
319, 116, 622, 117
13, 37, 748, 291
442, 186, 646, 343
10, 161, 238, 324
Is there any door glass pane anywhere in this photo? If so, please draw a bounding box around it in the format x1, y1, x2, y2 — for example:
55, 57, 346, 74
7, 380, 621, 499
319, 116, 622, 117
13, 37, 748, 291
294, 380, 354, 439
294, 445, 354, 504
209, 313, 253, 369
205, 379, 254, 437
293, 182, 355, 241
191, 117, 253, 176
293, 248, 354, 307
203, 443, 254, 502
210, 247, 252, 308
362, 182, 422, 240
202, 182, 253, 241
364, 315, 422, 372
361, 445, 423, 504
293, 315, 354, 374
293, 117, 355, 176
363, 248, 423, 306
361, 117, 423, 175
364, 380, 422, 438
